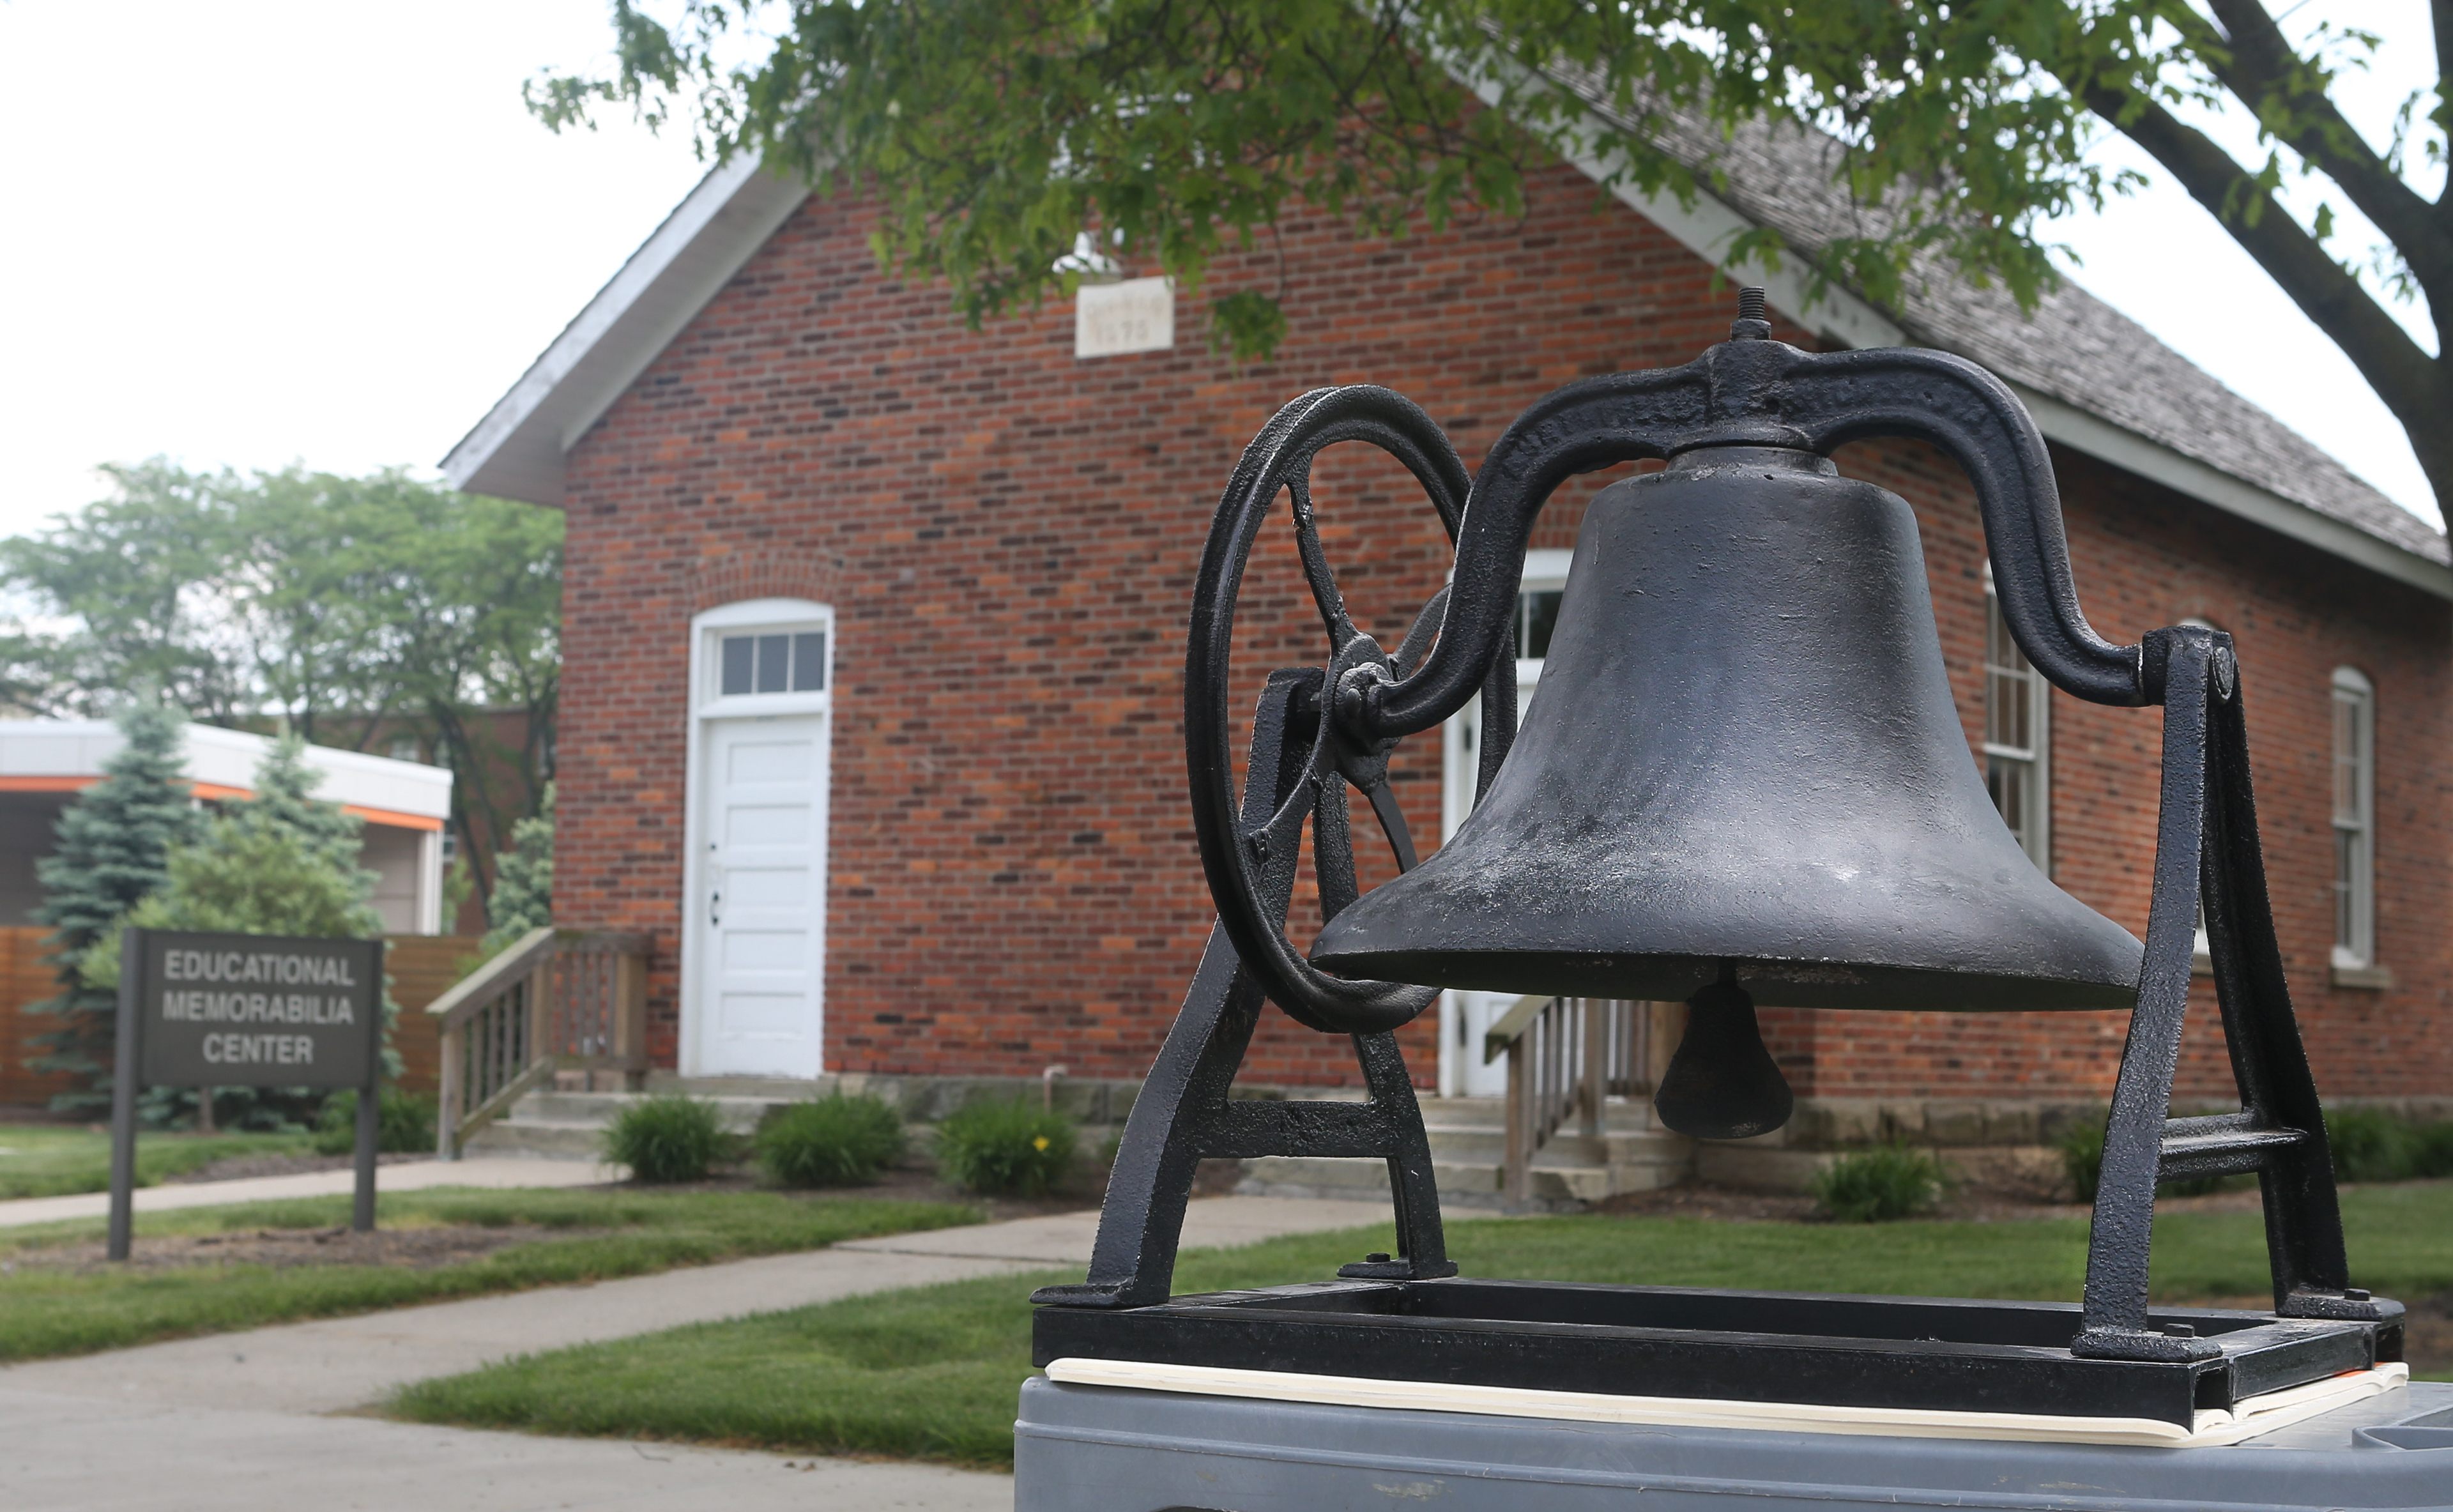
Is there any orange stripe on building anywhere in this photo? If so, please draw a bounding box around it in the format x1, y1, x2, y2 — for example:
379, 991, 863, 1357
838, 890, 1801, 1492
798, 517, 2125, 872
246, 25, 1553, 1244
0, 776, 441, 830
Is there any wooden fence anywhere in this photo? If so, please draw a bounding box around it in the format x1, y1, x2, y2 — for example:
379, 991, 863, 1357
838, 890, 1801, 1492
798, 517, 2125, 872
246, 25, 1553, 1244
0, 928, 485, 1111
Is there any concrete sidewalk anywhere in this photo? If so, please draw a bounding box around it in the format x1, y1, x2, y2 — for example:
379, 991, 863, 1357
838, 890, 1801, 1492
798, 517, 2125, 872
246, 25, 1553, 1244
0, 1193, 1396, 1510
0, 1156, 622, 1230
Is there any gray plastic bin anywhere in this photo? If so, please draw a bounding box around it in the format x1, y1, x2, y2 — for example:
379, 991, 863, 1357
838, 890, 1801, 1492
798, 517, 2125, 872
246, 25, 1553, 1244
1014, 1377, 2453, 1511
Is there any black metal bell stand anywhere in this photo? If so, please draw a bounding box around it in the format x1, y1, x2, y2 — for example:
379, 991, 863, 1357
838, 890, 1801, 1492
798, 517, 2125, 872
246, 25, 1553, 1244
1031, 292, 2402, 1428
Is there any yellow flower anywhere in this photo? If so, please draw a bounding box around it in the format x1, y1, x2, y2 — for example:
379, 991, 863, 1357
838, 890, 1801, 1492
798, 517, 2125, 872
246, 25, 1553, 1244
1032, 1134, 1051, 1151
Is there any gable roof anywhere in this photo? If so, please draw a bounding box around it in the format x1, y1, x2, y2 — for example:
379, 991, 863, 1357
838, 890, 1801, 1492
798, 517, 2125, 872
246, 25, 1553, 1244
446, 104, 2450, 599
1608, 100, 2447, 579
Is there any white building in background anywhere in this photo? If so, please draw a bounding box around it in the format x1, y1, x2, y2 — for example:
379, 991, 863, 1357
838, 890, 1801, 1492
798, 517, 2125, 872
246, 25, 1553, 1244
0, 721, 453, 934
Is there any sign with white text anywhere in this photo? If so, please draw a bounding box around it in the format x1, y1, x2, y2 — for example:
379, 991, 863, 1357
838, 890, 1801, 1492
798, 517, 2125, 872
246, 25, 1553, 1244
133, 931, 383, 1089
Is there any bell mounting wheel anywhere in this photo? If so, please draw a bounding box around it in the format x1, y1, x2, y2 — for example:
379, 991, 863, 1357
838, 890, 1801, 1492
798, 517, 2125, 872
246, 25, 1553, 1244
1184, 385, 1514, 1037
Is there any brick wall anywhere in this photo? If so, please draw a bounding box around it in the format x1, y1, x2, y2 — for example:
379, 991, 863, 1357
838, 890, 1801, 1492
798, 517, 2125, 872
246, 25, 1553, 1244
552, 162, 2452, 1103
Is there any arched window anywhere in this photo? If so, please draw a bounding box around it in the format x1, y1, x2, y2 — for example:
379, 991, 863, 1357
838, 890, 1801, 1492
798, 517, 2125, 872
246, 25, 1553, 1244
1983, 569, 2049, 869
2330, 666, 2376, 974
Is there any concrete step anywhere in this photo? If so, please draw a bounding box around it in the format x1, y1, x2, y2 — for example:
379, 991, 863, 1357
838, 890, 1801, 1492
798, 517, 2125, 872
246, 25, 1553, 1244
1419, 1127, 1683, 1167
1239, 1145, 1690, 1211
1419, 1097, 1669, 1131
516, 1090, 779, 1132
460, 1119, 610, 1160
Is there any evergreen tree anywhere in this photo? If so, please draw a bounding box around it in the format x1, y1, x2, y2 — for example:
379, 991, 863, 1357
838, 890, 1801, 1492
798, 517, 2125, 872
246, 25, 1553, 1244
240, 734, 365, 874
26, 703, 200, 1109
82, 735, 396, 1128
481, 782, 554, 956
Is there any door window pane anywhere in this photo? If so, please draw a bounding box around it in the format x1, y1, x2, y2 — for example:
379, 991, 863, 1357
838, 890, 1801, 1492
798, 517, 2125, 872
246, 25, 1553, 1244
719, 627, 830, 699
756, 634, 791, 692
1516, 590, 1563, 660
791, 632, 828, 691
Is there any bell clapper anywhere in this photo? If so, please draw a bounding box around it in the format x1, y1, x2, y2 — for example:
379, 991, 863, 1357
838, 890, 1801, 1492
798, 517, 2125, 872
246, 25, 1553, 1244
1653, 963, 1795, 1142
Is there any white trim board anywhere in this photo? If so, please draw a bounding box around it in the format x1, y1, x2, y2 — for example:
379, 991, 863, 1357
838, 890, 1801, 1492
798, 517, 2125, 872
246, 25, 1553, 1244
1046, 1357, 2411, 1449
443, 157, 810, 506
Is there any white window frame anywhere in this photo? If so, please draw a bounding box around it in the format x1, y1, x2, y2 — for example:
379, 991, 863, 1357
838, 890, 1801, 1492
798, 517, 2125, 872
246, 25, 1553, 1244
700, 606, 835, 716
1981, 568, 2051, 871
680, 597, 837, 1077
1436, 549, 1572, 1097
2330, 666, 2376, 973
2178, 620, 2219, 972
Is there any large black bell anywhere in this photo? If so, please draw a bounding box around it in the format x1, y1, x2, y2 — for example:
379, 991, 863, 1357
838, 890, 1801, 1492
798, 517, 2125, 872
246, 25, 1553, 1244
1311, 444, 2143, 1135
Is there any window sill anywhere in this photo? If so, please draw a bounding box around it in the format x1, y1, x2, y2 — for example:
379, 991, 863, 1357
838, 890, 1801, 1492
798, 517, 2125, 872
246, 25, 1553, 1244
2330, 963, 2394, 991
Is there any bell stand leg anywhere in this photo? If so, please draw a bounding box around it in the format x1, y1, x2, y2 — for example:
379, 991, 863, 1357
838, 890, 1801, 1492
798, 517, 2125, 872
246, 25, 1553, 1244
1032, 671, 1452, 1311
2072, 629, 2385, 1361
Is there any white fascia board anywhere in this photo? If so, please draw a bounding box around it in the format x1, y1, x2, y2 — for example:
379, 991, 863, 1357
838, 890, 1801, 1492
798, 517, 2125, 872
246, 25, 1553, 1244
1449, 63, 2450, 599
0, 721, 452, 820
2008, 386, 2453, 600
442, 155, 812, 507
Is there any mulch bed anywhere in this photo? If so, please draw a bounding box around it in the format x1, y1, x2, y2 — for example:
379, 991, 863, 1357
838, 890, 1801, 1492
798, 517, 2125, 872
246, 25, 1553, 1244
2, 1223, 572, 1276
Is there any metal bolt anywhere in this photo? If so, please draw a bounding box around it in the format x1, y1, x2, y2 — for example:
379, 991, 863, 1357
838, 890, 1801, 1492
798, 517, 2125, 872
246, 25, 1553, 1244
1365, 1252, 1391, 1264
1738, 287, 1767, 323
2162, 1322, 2196, 1338
1249, 832, 1270, 862
2346, 1287, 2371, 1301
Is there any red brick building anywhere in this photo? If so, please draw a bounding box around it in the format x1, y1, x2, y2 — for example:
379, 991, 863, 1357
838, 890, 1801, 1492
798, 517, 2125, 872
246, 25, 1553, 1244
446, 116, 2451, 1147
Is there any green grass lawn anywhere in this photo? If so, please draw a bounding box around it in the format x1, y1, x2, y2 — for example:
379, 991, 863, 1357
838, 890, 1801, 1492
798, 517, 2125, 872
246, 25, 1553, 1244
0, 1187, 977, 1361
0, 1122, 316, 1200
392, 1182, 2453, 1470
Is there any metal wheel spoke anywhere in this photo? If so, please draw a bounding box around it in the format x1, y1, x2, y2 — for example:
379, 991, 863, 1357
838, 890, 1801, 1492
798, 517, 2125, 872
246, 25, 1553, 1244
1290, 477, 1359, 652
1392, 585, 1449, 675
1363, 779, 1419, 873
1313, 782, 1360, 920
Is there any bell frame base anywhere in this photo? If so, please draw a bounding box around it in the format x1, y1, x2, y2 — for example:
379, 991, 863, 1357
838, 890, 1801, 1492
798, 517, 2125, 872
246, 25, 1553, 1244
1032, 1278, 2403, 1428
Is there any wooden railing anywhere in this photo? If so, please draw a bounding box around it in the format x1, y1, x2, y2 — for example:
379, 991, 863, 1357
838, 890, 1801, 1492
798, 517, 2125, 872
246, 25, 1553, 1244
429, 928, 651, 1158
1483, 997, 1671, 1207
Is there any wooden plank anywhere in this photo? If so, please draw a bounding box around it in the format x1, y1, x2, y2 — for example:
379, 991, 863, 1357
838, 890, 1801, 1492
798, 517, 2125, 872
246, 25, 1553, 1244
0, 926, 77, 1111
384, 935, 487, 1097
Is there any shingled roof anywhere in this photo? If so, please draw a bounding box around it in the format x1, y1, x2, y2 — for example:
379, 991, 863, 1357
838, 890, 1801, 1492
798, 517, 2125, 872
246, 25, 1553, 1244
1614, 100, 2447, 567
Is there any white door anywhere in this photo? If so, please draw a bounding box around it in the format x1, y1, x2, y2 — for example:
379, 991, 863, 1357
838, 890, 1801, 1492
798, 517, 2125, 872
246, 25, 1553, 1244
694, 714, 829, 1076
1438, 552, 1571, 1097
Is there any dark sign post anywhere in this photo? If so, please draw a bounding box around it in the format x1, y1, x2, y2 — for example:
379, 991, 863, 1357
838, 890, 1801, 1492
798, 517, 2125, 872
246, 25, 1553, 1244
107, 930, 385, 1260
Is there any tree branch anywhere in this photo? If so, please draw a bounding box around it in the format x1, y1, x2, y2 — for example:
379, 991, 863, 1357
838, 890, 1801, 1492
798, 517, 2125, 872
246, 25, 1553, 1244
2198, 0, 2452, 300
2437, 0, 2453, 222
2084, 80, 2453, 496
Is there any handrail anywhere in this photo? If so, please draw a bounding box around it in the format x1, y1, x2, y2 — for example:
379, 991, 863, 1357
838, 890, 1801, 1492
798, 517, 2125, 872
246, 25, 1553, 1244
431, 928, 653, 1159
1483, 993, 1553, 1064
427, 926, 557, 1029
1487, 997, 1668, 1208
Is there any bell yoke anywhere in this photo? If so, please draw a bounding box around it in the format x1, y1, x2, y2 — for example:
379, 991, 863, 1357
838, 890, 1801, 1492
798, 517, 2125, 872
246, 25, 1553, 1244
1037, 290, 2400, 1424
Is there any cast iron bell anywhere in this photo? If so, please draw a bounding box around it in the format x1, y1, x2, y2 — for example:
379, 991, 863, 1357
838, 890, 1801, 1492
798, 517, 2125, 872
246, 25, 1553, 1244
1042, 290, 2387, 1407
1310, 377, 2143, 1138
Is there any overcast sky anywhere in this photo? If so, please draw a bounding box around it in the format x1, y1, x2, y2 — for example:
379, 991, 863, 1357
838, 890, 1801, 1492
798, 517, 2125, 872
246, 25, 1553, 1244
0, 1, 2440, 541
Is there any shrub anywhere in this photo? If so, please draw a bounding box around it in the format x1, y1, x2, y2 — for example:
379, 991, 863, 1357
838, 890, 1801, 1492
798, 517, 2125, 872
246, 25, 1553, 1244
1812, 1143, 1946, 1223
2412, 1120, 2453, 1179
2060, 1115, 2233, 1200
2328, 1106, 2420, 1184
757, 1095, 906, 1187
2059, 1119, 2107, 1203
934, 1099, 1078, 1196
604, 1096, 729, 1183
312, 1089, 438, 1155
